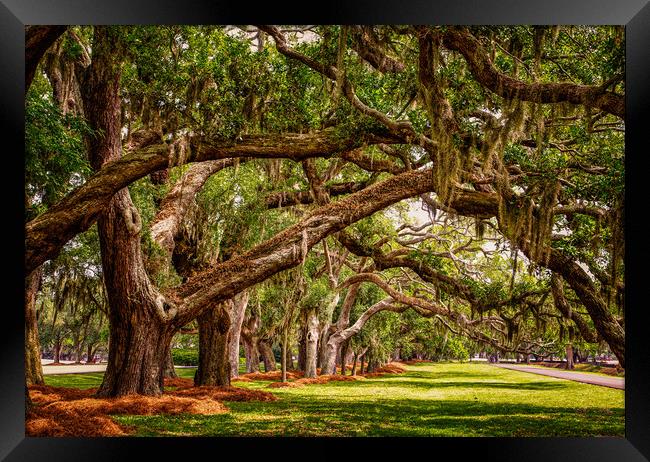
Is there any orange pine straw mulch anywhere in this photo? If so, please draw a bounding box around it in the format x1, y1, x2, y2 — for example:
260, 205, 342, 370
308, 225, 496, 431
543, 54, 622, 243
268, 381, 303, 388
163, 377, 194, 388
264, 362, 408, 387
27, 379, 277, 437
27, 361, 410, 436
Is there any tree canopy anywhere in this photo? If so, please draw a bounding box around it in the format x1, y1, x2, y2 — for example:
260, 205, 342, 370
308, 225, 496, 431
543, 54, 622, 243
25, 25, 625, 397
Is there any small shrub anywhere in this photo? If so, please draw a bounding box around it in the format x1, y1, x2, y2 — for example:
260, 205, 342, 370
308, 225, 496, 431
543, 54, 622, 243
172, 348, 198, 366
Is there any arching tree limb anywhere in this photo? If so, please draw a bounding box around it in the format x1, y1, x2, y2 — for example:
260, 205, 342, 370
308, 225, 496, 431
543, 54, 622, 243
25, 25, 68, 93
441, 27, 625, 119
25, 128, 398, 273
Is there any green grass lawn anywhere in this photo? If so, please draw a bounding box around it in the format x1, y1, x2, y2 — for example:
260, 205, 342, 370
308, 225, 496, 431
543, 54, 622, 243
42, 362, 624, 437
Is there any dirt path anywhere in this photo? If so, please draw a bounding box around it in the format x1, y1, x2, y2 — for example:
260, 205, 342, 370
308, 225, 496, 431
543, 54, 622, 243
493, 364, 624, 389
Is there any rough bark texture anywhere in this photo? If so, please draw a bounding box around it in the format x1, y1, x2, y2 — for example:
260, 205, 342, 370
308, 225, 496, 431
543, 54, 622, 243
318, 323, 332, 370
566, 344, 574, 370
340, 339, 350, 375
551, 273, 598, 344
441, 28, 625, 119
542, 249, 624, 367
25, 26, 68, 93
265, 181, 367, 209
176, 167, 465, 323
321, 299, 396, 374
243, 339, 260, 373
304, 308, 320, 378
163, 350, 178, 379
258, 340, 277, 372
150, 159, 237, 256
351, 352, 358, 376
241, 312, 261, 373
297, 327, 307, 371
280, 330, 288, 382
227, 291, 249, 378
349, 26, 405, 73
25, 266, 44, 386
195, 302, 231, 387
82, 27, 174, 397
25, 129, 397, 274
43, 36, 86, 116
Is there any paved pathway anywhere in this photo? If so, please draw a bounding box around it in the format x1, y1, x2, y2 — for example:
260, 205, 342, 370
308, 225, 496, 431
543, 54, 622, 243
493, 363, 624, 389
42, 363, 107, 375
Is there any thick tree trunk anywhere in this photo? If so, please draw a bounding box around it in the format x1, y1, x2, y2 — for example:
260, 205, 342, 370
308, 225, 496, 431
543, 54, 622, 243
195, 303, 231, 387
243, 337, 260, 373
86, 344, 95, 364
297, 330, 307, 371
84, 28, 177, 397
258, 340, 276, 372
286, 348, 295, 370
366, 351, 374, 373
351, 351, 358, 376
281, 330, 288, 382
304, 309, 319, 378
228, 292, 249, 377
321, 299, 393, 374
25, 266, 44, 386
318, 323, 331, 370
321, 341, 339, 376
94, 185, 179, 397
75, 343, 83, 364
163, 349, 177, 379
526, 249, 624, 367
565, 344, 574, 370
340, 339, 350, 375
241, 312, 261, 373
53, 340, 62, 364
98, 312, 174, 396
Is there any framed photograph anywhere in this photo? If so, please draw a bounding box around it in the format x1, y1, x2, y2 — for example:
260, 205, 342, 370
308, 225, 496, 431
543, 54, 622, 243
5, 0, 649, 459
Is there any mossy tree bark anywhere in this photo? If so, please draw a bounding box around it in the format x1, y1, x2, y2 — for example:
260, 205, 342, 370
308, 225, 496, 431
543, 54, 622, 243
25, 266, 44, 386
82, 27, 177, 397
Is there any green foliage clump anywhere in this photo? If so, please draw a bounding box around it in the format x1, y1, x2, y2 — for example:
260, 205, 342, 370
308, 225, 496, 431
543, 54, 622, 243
172, 348, 199, 366
25, 91, 93, 219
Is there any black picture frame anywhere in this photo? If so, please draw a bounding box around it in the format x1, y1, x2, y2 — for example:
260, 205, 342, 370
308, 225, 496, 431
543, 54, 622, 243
4, 1, 649, 460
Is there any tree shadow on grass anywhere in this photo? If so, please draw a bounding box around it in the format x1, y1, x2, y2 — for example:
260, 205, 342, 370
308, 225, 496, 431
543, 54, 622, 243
116, 394, 624, 437
349, 379, 570, 391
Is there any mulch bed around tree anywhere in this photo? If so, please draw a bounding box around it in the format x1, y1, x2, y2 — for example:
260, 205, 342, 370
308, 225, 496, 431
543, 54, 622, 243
26, 380, 276, 437
362, 362, 407, 377
265, 362, 408, 387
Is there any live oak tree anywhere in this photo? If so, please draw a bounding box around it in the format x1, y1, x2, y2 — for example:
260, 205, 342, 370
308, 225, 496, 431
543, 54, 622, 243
25, 25, 625, 397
